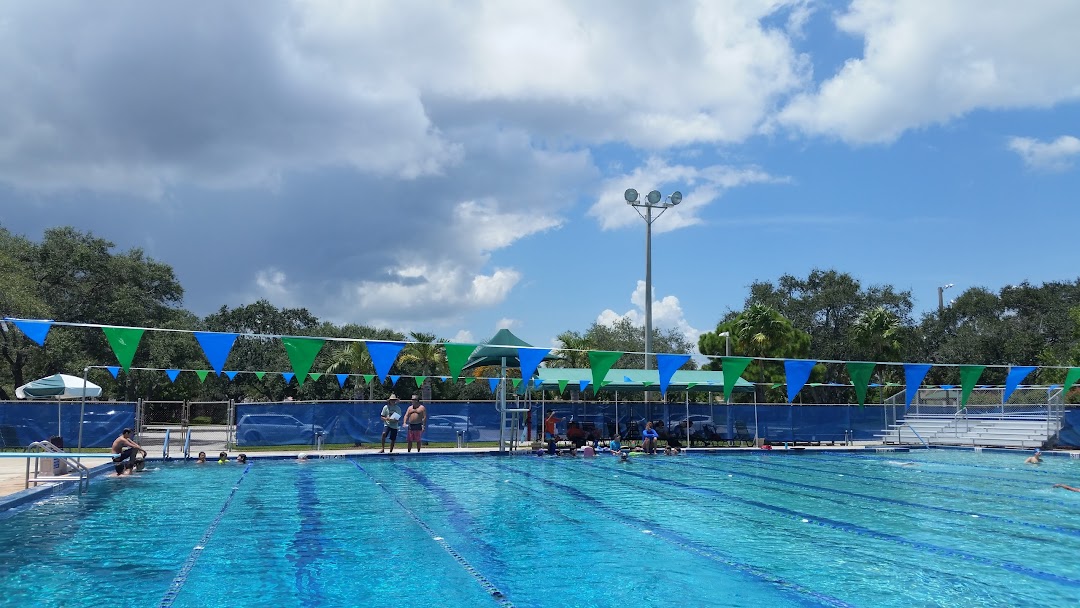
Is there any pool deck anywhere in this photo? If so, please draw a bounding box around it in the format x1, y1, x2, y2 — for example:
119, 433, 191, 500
3, 443, 1076, 510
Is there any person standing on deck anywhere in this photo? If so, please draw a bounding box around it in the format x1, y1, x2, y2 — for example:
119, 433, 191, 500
404, 394, 427, 453
380, 394, 403, 453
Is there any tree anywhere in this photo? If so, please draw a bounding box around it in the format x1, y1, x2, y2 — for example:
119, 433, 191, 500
552, 331, 591, 368
398, 331, 447, 401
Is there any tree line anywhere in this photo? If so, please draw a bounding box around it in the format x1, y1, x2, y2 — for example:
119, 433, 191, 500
4, 226, 1079, 404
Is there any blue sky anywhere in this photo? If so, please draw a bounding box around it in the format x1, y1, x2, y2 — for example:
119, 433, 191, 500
2, 1, 1079, 354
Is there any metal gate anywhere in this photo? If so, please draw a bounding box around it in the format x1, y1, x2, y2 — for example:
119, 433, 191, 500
135, 399, 232, 458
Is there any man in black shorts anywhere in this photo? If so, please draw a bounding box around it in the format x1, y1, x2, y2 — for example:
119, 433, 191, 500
110, 428, 143, 476
380, 394, 402, 453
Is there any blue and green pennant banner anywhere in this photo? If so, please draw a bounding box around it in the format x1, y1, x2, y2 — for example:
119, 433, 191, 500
579, 380, 590, 393
588, 351, 623, 395
1003, 366, 1037, 403
193, 331, 238, 375
362, 374, 374, 384
102, 326, 144, 371
282, 372, 295, 384
255, 371, 266, 380
959, 365, 985, 407
166, 369, 180, 383
444, 343, 477, 382
390, 375, 400, 385
336, 374, 348, 387
488, 378, 500, 393
784, 359, 816, 403
308, 373, 322, 381
903, 364, 932, 409
195, 370, 209, 383
558, 380, 569, 394
846, 362, 876, 407
10, 319, 52, 346
281, 337, 325, 387
414, 376, 425, 388
517, 347, 551, 381
657, 353, 691, 397
1063, 368, 1080, 398
511, 378, 522, 389
366, 340, 405, 381
720, 357, 753, 403
224, 371, 238, 381
106, 366, 120, 378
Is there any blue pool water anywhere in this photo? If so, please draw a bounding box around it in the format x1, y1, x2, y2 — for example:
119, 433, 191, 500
1, 450, 1079, 607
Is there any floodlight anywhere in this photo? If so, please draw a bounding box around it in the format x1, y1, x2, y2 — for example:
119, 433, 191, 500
646, 190, 662, 204
624, 188, 639, 203
669, 191, 682, 205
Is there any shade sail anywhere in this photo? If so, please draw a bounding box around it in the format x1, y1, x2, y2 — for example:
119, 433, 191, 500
15, 374, 102, 400
461, 329, 561, 370
535, 368, 754, 393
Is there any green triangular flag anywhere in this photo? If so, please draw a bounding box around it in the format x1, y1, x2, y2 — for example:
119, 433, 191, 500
195, 370, 209, 383
464, 377, 475, 385
362, 374, 374, 384
414, 376, 426, 388
102, 326, 145, 371
770, 383, 783, 389
308, 373, 322, 381
721, 357, 753, 402
511, 378, 522, 389
959, 365, 986, 407
281, 337, 325, 387
846, 361, 876, 407
1063, 368, 1080, 397
444, 343, 477, 382
588, 351, 623, 395
255, 371, 266, 380
641, 381, 655, 387
687, 382, 698, 390
557, 380, 569, 394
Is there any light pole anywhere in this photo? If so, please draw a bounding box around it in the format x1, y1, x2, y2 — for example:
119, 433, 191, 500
625, 188, 682, 371
719, 331, 731, 356
937, 283, 954, 313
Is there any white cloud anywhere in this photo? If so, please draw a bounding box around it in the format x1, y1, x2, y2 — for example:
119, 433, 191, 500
1008, 135, 1080, 171
597, 281, 702, 353
588, 157, 781, 233
450, 329, 475, 344
778, 1, 1080, 143
495, 318, 519, 330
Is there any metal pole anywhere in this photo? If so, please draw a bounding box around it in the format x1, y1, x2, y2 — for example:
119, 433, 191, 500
645, 205, 653, 372
938, 286, 944, 313
685, 391, 690, 446
78, 367, 89, 449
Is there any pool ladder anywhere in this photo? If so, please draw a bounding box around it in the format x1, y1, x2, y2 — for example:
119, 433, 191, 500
24, 441, 91, 493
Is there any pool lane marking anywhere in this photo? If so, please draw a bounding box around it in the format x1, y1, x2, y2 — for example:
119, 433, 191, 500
397, 464, 510, 577
809, 451, 1069, 483
290, 466, 328, 606
723, 455, 1080, 513
349, 460, 514, 608
472, 459, 855, 608
159, 464, 252, 608
602, 460, 1080, 589
663, 457, 1080, 540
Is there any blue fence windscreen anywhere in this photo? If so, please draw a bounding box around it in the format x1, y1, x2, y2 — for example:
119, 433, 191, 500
0, 401, 136, 449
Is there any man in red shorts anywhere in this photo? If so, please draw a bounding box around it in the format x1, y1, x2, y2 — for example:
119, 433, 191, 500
404, 394, 427, 453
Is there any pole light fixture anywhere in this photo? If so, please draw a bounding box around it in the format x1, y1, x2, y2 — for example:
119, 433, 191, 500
625, 188, 683, 371
937, 283, 955, 313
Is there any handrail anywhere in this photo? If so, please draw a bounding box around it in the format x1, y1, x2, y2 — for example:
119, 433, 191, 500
23, 441, 92, 493
183, 428, 192, 459
901, 423, 930, 448
163, 429, 171, 460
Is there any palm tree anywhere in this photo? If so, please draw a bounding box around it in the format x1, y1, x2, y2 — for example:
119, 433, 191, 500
398, 331, 446, 401
553, 331, 591, 368
736, 303, 787, 403
851, 306, 903, 397
324, 342, 375, 400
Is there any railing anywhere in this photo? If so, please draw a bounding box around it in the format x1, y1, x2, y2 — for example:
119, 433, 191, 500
17, 441, 105, 493
901, 423, 929, 448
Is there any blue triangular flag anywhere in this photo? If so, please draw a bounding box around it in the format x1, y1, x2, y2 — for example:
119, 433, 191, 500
10, 319, 53, 346
516, 347, 550, 382
488, 378, 500, 393
783, 359, 816, 403
1003, 366, 1037, 403
282, 372, 295, 383
166, 369, 180, 383
657, 353, 691, 397
580, 380, 590, 393
940, 384, 955, 390
193, 331, 238, 375
365, 341, 405, 381
106, 366, 120, 378
903, 363, 932, 410
390, 375, 400, 385
224, 371, 238, 381
534, 378, 543, 388
336, 374, 348, 387
624, 376, 633, 383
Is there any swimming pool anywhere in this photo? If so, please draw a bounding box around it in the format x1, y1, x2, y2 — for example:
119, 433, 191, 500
1, 450, 1078, 607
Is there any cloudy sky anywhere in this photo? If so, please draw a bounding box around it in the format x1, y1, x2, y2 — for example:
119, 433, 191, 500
2, 0, 1079, 351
